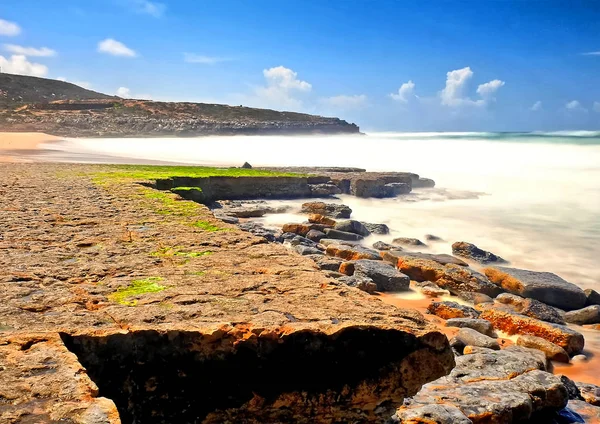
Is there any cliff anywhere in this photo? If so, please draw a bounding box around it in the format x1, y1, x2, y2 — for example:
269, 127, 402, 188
0, 74, 360, 136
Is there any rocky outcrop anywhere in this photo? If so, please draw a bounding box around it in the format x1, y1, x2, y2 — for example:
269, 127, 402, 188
334, 220, 371, 237
451, 241, 507, 264
393, 347, 568, 423
484, 267, 587, 311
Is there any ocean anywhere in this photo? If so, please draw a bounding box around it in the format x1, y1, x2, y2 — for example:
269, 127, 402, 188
42, 131, 600, 290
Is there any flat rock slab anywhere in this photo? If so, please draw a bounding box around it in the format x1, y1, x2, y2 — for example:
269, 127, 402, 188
452, 241, 507, 264
517, 335, 570, 363
445, 318, 495, 337
484, 267, 587, 311
393, 347, 568, 423
354, 260, 410, 292
565, 305, 600, 325
453, 327, 500, 350
496, 292, 566, 325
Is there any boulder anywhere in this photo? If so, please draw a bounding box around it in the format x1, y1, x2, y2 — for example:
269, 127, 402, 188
240, 162, 252, 169
372, 241, 400, 251
392, 237, 427, 247
325, 244, 382, 261
338, 261, 355, 276
361, 222, 390, 235
585, 289, 600, 306
305, 229, 326, 242
307, 213, 336, 227
309, 183, 342, 196
425, 234, 444, 242
564, 305, 600, 325
576, 382, 600, 406
334, 220, 371, 237
238, 222, 281, 242
517, 335, 570, 363
454, 328, 500, 350
323, 228, 363, 241
484, 267, 587, 311
384, 253, 501, 297
445, 318, 495, 337
496, 292, 566, 324
294, 245, 323, 256
282, 223, 329, 237
560, 375, 584, 401
479, 307, 585, 355
415, 281, 450, 297
456, 291, 494, 305
308, 256, 342, 271
451, 241, 507, 264
288, 235, 319, 248
337, 275, 377, 294
384, 250, 468, 267
413, 177, 436, 188
300, 202, 352, 219
319, 238, 361, 247
353, 260, 410, 292
428, 301, 480, 319
393, 347, 568, 423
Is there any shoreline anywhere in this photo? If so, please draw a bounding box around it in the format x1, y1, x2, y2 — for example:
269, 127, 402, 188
0, 132, 62, 162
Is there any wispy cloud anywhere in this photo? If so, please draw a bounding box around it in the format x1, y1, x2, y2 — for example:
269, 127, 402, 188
565, 100, 587, 113
390, 80, 416, 103
530, 100, 542, 112
320, 94, 367, 109
4, 44, 56, 57
581, 51, 600, 56
183, 53, 231, 65
0, 18, 20, 36
127, 0, 166, 17
97, 38, 137, 57
0, 55, 47, 77
116, 86, 152, 99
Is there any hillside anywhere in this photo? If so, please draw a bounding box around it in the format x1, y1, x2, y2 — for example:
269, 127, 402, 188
0, 74, 360, 136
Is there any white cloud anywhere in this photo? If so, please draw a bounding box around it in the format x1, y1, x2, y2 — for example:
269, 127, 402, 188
0, 19, 20, 36
565, 100, 587, 113
440, 67, 504, 107
390, 80, 416, 103
97, 38, 137, 57
0, 55, 47, 77
476, 79, 505, 98
183, 53, 229, 65
116, 87, 131, 98
530, 101, 542, 111
3, 44, 56, 57
582, 51, 600, 56
320, 94, 367, 109
263, 66, 312, 91
129, 0, 166, 17
594, 102, 600, 113
251, 66, 312, 110
56, 76, 92, 89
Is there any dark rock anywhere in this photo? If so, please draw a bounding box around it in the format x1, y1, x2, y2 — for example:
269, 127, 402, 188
241, 162, 252, 169
361, 222, 390, 235
427, 301, 480, 319
294, 245, 323, 256
454, 327, 500, 350
372, 241, 400, 251
288, 235, 318, 248
334, 220, 371, 237
565, 305, 600, 325
338, 261, 355, 276
394, 347, 567, 423
479, 307, 585, 355
383, 182, 411, 196
392, 237, 426, 247
425, 234, 443, 242
413, 177, 436, 188
517, 335, 570, 363
496, 292, 566, 324
452, 241, 507, 264
305, 229, 326, 242
323, 228, 364, 242
309, 183, 342, 196
585, 289, 600, 306
338, 276, 378, 294
282, 223, 329, 237
310, 256, 343, 271
561, 375, 584, 401
353, 260, 410, 292
238, 222, 280, 242
213, 213, 239, 224
383, 250, 468, 267
484, 267, 587, 311
300, 202, 352, 219
456, 291, 494, 305
326, 244, 382, 261
445, 318, 495, 337
576, 382, 600, 406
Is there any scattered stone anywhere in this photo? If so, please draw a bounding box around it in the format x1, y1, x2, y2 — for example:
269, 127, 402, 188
325, 244, 382, 261
425, 234, 443, 242
338, 261, 355, 276
445, 318, 495, 337
213, 213, 239, 224
385, 253, 501, 297
454, 327, 500, 350
479, 307, 585, 355
241, 162, 252, 169
392, 237, 426, 247
415, 281, 450, 297
309, 183, 342, 196
576, 382, 600, 406
238, 222, 281, 242
226, 207, 267, 218
560, 375, 584, 401
307, 213, 336, 227
384, 250, 468, 267
300, 202, 352, 219
517, 335, 570, 363
496, 292, 566, 324
372, 241, 400, 251
456, 291, 494, 305
319, 238, 361, 247
564, 305, 600, 325
294, 245, 323, 256
427, 301, 480, 319
282, 223, 329, 237
338, 275, 378, 294
305, 229, 326, 242
353, 260, 410, 292
334, 220, 371, 237
309, 256, 343, 271
484, 266, 587, 311
323, 228, 363, 241
571, 355, 588, 364
451, 241, 507, 264
394, 347, 567, 423
288, 235, 318, 248
585, 289, 600, 306
361, 222, 390, 235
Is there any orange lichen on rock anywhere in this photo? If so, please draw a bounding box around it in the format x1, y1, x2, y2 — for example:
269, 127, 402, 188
308, 213, 336, 227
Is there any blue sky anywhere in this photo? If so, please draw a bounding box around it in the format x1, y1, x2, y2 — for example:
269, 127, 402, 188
1, 0, 599, 131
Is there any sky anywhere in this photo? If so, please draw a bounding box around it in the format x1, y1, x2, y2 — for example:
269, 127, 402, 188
0, 0, 599, 131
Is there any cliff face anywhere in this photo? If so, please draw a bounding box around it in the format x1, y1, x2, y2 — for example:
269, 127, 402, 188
0, 75, 361, 136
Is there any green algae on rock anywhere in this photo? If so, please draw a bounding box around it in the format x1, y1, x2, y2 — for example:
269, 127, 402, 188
109, 277, 167, 306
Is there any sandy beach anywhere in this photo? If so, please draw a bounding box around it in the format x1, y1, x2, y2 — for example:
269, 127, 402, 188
0, 132, 61, 162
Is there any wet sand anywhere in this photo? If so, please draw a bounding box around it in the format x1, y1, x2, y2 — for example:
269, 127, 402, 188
0, 132, 61, 162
